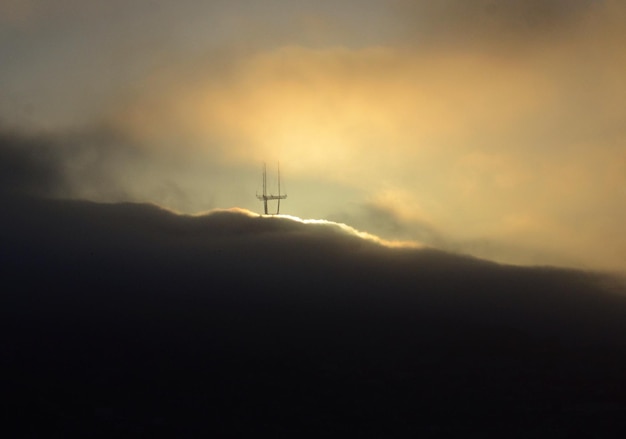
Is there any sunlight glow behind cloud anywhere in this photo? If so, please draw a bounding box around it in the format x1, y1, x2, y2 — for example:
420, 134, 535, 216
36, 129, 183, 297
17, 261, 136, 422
2, 0, 626, 271
276, 213, 423, 249
106, 28, 626, 270
192, 207, 423, 250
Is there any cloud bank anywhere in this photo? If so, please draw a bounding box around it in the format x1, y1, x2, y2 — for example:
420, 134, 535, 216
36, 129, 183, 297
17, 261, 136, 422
3, 190, 626, 435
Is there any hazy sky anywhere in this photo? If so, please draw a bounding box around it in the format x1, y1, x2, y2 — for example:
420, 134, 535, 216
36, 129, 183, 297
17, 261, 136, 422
4, 4, 626, 434
2, 0, 626, 271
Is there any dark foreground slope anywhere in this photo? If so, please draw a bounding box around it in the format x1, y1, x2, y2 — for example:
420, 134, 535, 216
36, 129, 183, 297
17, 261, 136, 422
3, 195, 626, 437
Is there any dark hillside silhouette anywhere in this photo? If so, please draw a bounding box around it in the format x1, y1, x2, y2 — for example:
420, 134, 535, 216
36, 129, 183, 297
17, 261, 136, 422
2, 195, 626, 436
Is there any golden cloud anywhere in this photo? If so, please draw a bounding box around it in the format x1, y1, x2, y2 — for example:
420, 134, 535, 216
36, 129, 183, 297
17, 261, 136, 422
107, 3, 626, 270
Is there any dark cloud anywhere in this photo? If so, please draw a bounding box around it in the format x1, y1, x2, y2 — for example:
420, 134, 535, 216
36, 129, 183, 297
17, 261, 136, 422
394, 0, 595, 48
0, 126, 136, 199
3, 192, 626, 436
0, 126, 226, 211
0, 128, 66, 196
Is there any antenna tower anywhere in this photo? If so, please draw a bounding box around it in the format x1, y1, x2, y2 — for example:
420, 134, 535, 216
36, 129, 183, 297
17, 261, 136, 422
256, 162, 287, 215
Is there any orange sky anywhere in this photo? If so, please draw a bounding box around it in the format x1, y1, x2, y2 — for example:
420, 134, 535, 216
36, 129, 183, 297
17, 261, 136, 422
2, 0, 626, 271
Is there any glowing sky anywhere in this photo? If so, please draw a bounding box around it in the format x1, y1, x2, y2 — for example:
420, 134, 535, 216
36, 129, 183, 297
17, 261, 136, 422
2, 0, 626, 271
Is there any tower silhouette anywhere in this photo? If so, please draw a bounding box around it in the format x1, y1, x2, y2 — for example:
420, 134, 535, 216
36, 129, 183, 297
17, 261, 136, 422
256, 162, 287, 215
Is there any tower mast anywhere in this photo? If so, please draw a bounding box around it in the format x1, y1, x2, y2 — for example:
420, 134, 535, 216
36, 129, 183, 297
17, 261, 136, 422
256, 162, 287, 215
277, 162, 281, 214
263, 163, 268, 214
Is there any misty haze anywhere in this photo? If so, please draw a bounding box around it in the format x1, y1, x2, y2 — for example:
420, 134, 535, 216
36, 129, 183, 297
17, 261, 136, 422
2, 0, 626, 437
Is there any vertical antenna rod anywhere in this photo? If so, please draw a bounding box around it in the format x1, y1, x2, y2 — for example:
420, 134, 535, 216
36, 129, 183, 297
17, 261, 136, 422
277, 162, 281, 214
263, 163, 268, 214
